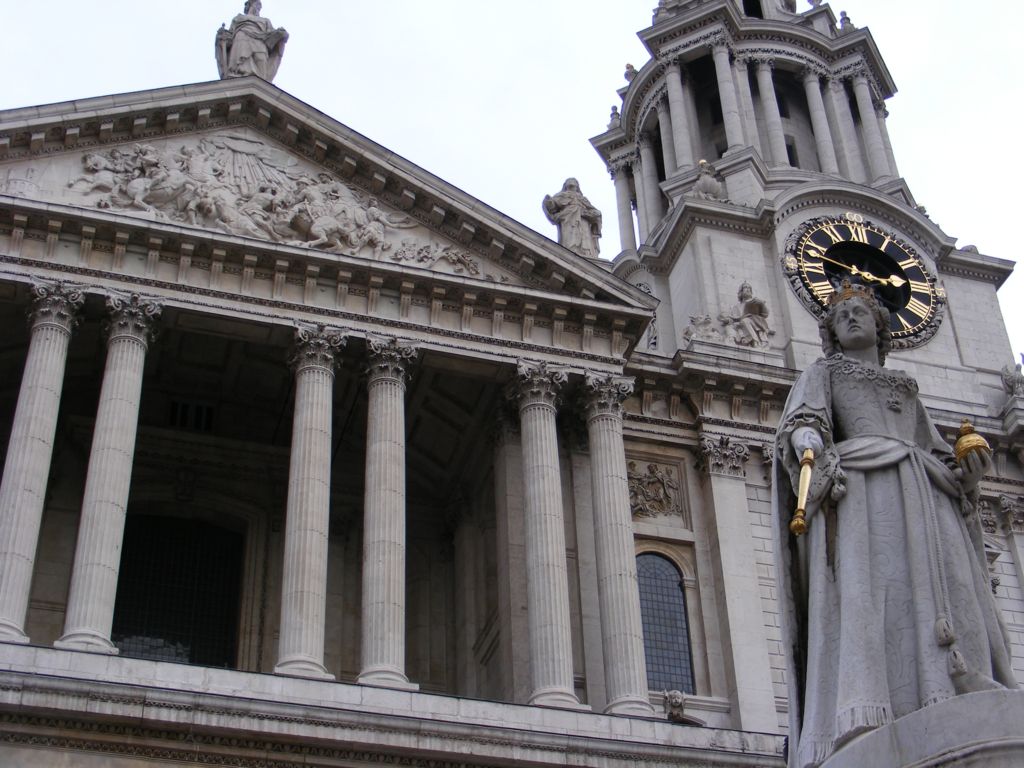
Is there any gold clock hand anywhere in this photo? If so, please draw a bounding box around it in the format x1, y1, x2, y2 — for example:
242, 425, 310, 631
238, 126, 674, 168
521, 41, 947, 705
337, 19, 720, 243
811, 255, 906, 288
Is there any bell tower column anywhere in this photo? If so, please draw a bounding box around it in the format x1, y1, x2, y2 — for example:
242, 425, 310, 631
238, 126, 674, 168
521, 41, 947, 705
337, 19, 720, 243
826, 76, 867, 182
638, 136, 664, 232
0, 282, 83, 643
358, 337, 419, 689
56, 293, 161, 653
510, 361, 582, 708
611, 161, 638, 253
656, 100, 678, 174
802, 68, 840, 175
664, 61, 695, 170
274, 325, 346, 680
755, 59, 789, 167
733, 56, 762, 155
711, 37, 744, 150
851, 68, 891, 181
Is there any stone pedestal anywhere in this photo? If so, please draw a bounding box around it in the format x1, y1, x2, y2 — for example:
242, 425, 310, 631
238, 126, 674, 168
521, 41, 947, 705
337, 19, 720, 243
821, 690, 1024, 767
274, 325, 346, 680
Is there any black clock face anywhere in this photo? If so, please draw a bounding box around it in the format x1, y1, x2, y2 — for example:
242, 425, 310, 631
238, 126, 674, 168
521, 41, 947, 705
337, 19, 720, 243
783, 213, 945, 343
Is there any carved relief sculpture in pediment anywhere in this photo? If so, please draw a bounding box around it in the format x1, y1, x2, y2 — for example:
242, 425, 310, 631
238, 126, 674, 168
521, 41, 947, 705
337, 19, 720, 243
627, 460, 685, 522
50, 131, 522, 283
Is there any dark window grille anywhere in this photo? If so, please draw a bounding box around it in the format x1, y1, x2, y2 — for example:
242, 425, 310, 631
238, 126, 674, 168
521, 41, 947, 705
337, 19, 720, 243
112, 515, 242, 668
637, 553, 695, 693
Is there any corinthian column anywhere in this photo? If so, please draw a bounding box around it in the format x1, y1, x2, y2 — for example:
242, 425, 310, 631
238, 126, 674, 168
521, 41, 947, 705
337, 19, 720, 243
358, 337, 418, 688
638, 135, 664, 231
275, 325, 347, 679
0, 283, 83, 643
611, 161, 637, 253
664, 61, 695, 170
56, 293, 161, 653
509, 361, 581, 708
583, 373, 654, 716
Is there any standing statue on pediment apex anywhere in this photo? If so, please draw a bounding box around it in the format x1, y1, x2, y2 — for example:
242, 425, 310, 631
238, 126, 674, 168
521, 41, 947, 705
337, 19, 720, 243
216, 1, 288, 82
543, 178, 602, 258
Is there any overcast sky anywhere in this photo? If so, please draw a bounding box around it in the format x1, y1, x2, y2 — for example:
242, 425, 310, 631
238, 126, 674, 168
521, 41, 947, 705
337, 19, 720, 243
3, 1, 1021, 363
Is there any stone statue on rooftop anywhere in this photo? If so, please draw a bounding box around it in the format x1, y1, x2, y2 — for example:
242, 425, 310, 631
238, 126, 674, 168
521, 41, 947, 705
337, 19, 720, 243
542, 178, 602, 259
216, 0, 289, 83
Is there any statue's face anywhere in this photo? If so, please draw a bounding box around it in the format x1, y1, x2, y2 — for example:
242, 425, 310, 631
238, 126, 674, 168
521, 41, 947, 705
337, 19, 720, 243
738, 285, 752, 301
832, 297, 877, 352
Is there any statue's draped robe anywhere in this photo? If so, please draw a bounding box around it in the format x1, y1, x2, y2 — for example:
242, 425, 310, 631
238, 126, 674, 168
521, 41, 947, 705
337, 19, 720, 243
224, 14, 286, 81
772, 355, 1016, 768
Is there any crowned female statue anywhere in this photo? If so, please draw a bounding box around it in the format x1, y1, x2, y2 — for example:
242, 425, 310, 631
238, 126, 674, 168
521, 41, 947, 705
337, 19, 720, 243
215, 1, 288, 83
772, 280, 1017, 768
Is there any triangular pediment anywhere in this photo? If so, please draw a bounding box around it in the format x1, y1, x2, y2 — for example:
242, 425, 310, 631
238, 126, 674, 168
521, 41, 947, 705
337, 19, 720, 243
0, 78, 655, 313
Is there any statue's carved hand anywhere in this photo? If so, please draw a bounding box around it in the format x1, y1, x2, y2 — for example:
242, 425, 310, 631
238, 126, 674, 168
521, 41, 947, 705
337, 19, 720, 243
955, 449, 990, 493
791, 426, 823, 457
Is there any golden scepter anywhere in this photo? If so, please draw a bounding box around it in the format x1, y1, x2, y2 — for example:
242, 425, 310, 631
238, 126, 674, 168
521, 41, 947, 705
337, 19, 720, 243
790, 448, 815, 536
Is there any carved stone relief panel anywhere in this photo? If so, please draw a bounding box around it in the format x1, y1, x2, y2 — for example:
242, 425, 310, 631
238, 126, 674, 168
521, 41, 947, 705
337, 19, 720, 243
626, 458, 690, 528
2, 128, 521, 284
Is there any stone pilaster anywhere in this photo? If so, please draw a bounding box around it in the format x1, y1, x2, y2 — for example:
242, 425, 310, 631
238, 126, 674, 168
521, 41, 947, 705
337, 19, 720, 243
802, 68, 840, 174
358, 337, 419, 689
711, 38, 744, 150
583, 373, 654, 716
851, 68, 890, 181
876, 105, 899, 177
56, 293, 161, 654
696, 434, 776, 731
755, 59, 789, 166
610, 161, 637, 253
509, 361, 581, 708
664, 61, 695, 170
0, 282, 84, 643
275, 325, 347, 679
633, 151, 650, 243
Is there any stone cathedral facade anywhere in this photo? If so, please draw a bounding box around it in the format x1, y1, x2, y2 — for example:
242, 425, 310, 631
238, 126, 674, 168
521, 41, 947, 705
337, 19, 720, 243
0, 1, 1021, 766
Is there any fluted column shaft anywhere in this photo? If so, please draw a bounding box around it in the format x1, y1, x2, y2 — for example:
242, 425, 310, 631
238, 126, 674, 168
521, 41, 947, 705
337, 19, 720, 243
359, 337, 418, 688
56, 294, 161, 653
633, 153, 650, 243
638, 136, 664, 232
851, 71, 890, 181
802, 70, 840, 174
712, 41, 744, 150
664, 62, 695, 170
275, 326, 346, 679
584, 374, 654, 716
655, 100, 678, 175
612, 163, 638, 253
877, 106, 899, 177
512, 362, 580, 707
755, 60, 789, 166
0, 283, 83, 643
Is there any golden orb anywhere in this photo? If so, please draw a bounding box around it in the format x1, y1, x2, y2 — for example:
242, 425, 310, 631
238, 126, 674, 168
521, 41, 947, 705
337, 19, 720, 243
954, 419, 991, 464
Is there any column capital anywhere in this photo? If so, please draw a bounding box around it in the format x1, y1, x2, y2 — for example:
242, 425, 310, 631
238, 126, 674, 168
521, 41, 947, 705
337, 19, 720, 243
655, 98, 670, 116
28, 281, 84, 333
709, 31, 732, 53
697, 434, 749, 478
753, 56, 775, 70
663, 58, 682, 75
637, 133, 654, 151
291, 324, 347, 372
800, 65, 826, 83
365, 336, 418, 385
583, 373, 634, 421
104, 292, 161, 345
510, 360, 568, 410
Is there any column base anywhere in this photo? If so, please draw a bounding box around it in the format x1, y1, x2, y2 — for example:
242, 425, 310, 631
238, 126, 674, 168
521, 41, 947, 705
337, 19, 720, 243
53, 630, 119, 654
0, 620, 30, 645
273, 656, 335, 680
528, 686, 590, 710
357, 666, 419, 690
604, 695, 656, 717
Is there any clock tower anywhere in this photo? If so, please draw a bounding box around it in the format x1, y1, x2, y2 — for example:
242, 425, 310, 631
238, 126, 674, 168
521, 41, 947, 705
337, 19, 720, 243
590, 0, 1024, 740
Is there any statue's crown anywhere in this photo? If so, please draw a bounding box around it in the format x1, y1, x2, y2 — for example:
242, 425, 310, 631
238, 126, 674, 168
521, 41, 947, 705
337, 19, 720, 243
827, 278, 875, 307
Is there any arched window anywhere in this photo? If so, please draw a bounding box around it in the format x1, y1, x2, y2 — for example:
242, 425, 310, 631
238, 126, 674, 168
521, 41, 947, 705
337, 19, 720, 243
112, 514, 243, 667
637, 552, 695, 693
